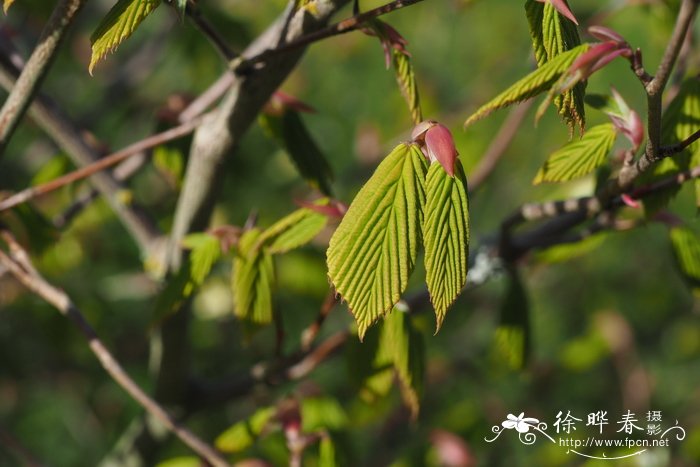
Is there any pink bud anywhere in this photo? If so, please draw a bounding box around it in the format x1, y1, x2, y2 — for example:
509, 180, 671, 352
606, 88, 644, 150
411, 120, 437, 141
424, 124, 458, 177
569, 42, 630, 81
621, 194, 640, 209
295, 199, 347, 218
536, 0, 579, 25
588, 25, 627, 44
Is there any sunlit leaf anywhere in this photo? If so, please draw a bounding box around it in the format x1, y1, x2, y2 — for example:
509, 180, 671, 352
89, 0, 161, 74
393, 50, 422, 124
640, 78, 700, 215
232, 229, 275, 325
256, 200, 329, 254
259, 110, 334, 195
3, 0, 14, 13
319, 435, 340, 467
423, 161, 469, 331
215, 406, 277, 453
155, 457, 201, 467
464, 44, 589, 127
327, 144, 428, 339
491, 269, 530, 370
301, 397, 348, 432
380, 309, 425, 418
153, 145, 184, 188
670, 227, 700, 293
534, 123, 616, 184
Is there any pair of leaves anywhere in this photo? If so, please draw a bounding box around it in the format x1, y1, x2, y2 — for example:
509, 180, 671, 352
232, 202, 330, 324
464, 44, 589, 128
259, 110, 334, 195
670, 227, 700, 294
534, 123, 617, 184
327, 143, 469, 339
526, 0, 585, 134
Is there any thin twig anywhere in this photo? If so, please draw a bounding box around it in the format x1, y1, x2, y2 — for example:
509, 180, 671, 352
232, 0, 425, 74
0, 230, 229, 467
0, 0, 87, 156
300, 290, 339, 351
0, 116, 203, 212
469, 101, 532, 191
184, 1, 238, 61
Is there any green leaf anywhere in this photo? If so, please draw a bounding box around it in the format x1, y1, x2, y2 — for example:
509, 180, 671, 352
259, 110, 334, 195
670, 227, 700, 293
525, 0, 585, 134
327, 144, 428, 339
232, 229, 275, 324
31, 153, 70, 186
392, 50, 422, 124
464, 44, 589, 127
423, 161, 469, 331
640, 78, 700, 215
346, 325, 394, 403
380, 310, 425, 418
256, 201, 329, 254
300, 397, 348, 432
153, 145, 184, 188
319, 435, 340, 467
534, 123, 616, 184
155, 457, 201, 467
89, 0, 161, 74
215, 406, 277, 453
491, 269, 530, 370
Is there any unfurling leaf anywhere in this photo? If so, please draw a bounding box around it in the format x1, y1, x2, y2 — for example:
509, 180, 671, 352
232, 229, 275, 324
464, 45, 589, 127
259, 110, 334, 195
423, 161, 469, 330
640, 78, 700, 215
534, 123, 616, 184
327, 144, 428, 339
525, 0, 586, 134
393, 51, 423, 124
491, 269, 531, 370
256, 200, 329, 254
670, 227, 700, 294
215, 406, 276, 453
89, 0, 161, 74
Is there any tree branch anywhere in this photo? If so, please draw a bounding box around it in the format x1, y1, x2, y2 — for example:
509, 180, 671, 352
0, 230, 229, 467
0, 0, 87, 156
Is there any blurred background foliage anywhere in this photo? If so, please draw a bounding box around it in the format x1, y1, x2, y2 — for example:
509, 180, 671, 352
1, 0, 700, 466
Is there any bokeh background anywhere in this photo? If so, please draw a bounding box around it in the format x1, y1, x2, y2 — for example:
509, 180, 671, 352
1, 0, 700, 465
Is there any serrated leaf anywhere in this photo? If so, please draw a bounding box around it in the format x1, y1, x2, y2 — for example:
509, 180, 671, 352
327, 144, 428, 339
392, 50, 422, 124
259, 110, 334, 195
491, 269, 530, 370
256, 201, 329, 254
525, 0, 585, 134
423, 161, 469, 331
182, 233, 221, 295
464, 44, 589, 127
641, 78, 700, 215
534, 123, 616, 184
89, 0, 161, 74
670, 227, 700, 293
215, 406, 276, 453
380, 310, 424, 418
232, 229, 275, 325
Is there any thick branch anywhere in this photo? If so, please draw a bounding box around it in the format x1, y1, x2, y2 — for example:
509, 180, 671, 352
0, 231, 229, 467
0, 0, 87, 156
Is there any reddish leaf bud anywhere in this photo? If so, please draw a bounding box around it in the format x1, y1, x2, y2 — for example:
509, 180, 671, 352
588, 25, 627, 45
424, 123, 458, 177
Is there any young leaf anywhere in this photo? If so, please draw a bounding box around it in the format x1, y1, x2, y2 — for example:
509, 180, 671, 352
300, 397, 348, 432
464, 44, 589, 127
423, 161, 469, 330
232, 229, 275, 324
256, 200, 329, 254
393, 50, 422, 124
319, 435, 340, 467
327, 144, 428, 339
380, 309, 425, 418
89, 0, 161, 74
534, 123, 616, 184
215, 406, 277, 453
640, 78, 700, 215
491, 269, 530, 370
670, 227, 700, 293
259, 110, 334, 195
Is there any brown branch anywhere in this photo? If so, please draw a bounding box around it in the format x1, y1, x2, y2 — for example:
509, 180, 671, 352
300, 290, 338, 351
0, 116, 203, 212
469, 101, 532, 191
0, 0, 87, 156
0, 230, 229, 467
232, 0, 425, 75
